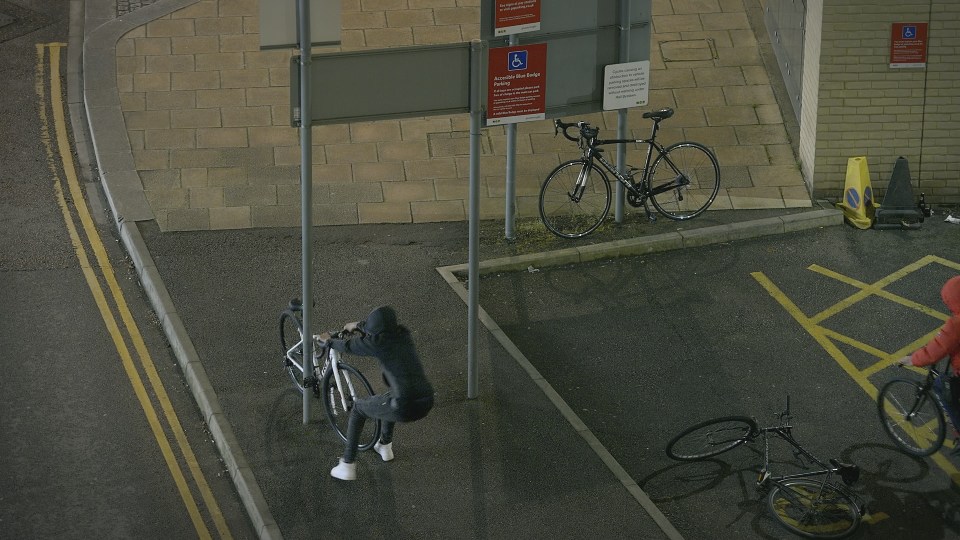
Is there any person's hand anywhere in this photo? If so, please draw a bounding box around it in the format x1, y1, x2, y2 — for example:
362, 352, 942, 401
318, 331, 331, 343
896, 355, 913, 368
343, 321, 360, 333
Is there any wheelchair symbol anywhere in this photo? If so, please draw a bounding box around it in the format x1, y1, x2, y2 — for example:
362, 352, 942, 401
902, 26, 916, 39
508, 50, 528, 71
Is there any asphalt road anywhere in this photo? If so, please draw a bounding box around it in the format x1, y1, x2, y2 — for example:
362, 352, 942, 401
0, 3, 254, 537
477, 217, 960, 539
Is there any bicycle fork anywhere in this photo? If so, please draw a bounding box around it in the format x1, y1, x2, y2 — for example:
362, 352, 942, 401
757, 431, 772, 486
567, 163, 591, 202
328, 356, 359, 417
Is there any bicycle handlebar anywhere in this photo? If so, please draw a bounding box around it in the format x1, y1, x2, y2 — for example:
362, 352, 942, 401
554, 119, 582, 142
554, 118, 600, 143
315, 328, 361, 345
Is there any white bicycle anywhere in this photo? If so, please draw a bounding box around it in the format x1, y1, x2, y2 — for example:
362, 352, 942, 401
279, 299, 381, 450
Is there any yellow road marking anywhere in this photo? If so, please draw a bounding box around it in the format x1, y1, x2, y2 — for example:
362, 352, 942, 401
808, 262, 950, 324
37, 43, 232, 539
751, 258, 960, 488
862, 512, 890, 525
751, 272, 878, 399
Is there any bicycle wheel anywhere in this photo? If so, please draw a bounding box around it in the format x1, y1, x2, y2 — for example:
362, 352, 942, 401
649, 142, 720, 220
877, 378, 945, 456
666, 416, 758, 461
279, 309, 311, 394
768, 479, 860, 539
538, 159, 611, 238
321, 362, 381, 451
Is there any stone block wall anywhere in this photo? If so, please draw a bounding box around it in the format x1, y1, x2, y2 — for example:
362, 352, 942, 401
814, 0, 960, 203
117, 0, 809, 231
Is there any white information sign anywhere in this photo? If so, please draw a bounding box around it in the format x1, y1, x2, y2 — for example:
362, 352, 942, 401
602, 60, 650, 110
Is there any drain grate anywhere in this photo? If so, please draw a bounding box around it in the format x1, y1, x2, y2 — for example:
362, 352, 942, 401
0, 1, 50, 44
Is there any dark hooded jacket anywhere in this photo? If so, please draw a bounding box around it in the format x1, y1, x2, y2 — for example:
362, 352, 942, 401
911, 276, 960, 373
328, 306, 433, 401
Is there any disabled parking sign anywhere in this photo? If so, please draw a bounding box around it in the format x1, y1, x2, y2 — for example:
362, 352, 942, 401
508, 50, 527, 71
487, 43, 547, 126
890, 22, 928, 68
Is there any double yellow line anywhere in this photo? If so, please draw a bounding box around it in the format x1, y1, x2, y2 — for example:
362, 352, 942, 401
35, 43, 232, 540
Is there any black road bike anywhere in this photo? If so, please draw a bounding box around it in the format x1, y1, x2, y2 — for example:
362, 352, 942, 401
539, 107, 720, 238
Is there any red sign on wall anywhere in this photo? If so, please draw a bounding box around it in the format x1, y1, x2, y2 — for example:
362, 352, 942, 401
890, 22, 928, 68
486, 43, 547, 126
494, 0, 541, 36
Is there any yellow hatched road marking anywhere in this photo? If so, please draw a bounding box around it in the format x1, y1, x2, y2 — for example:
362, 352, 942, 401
751, 261, 960, 487
808, 261, 951, 324
36, 43, 232, 539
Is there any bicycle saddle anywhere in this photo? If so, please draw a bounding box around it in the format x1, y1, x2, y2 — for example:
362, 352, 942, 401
642, 107, 674, 121
830, 459, 860, 485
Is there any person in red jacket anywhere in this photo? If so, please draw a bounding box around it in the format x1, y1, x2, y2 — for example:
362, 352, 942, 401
898, 276, 960, 411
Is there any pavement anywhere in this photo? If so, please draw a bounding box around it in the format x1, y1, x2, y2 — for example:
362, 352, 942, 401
67, 1, 847, 539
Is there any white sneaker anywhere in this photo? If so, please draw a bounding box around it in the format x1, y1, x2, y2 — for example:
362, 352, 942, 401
330, 459, 356, 481
374, 441, 394, 462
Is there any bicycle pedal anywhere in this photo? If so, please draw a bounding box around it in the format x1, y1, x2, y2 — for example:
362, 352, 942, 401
756, 471, 771, 486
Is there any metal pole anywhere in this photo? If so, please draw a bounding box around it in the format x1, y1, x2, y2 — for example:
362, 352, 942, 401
504, 34, 518, 240
467, 39, 482, 399
615, 0, 631, 223
298, 0, 313, 424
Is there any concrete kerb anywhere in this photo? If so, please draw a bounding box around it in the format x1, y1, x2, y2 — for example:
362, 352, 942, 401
434, 208, 843, 540
438, 208, 843, 279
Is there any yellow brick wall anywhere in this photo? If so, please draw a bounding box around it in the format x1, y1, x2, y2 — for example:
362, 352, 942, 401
814, 0, 960, 204
118, 0, 809, 231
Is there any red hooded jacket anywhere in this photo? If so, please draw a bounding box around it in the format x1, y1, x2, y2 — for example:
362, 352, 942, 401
910, 276, 960, 374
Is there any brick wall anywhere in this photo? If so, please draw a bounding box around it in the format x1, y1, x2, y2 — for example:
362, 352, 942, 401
814, 0, 960, 204
117, 0, 809, 231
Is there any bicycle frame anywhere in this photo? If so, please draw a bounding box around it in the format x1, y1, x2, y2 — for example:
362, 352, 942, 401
584, 138, 662, 193
573, 120, 687, 203
747, 399, 857, 491
284, 336, 313, 383
286, 332, 363, 397
327, 347, 361, 412
757, 424, 845, 486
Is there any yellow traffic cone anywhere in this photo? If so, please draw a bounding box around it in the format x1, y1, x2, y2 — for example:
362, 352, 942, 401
836, 156, 875, 229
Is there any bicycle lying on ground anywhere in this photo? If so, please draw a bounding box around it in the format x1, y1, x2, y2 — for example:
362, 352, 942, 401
878, 358, 960, 457
666, 397, 865, 538
538, 107, 721, 238
279, 299, 381, 450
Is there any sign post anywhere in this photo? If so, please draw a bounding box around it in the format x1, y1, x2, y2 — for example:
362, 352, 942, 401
492, 1, 541, 240
467, 40, 483, 399
297, 0, 314, 424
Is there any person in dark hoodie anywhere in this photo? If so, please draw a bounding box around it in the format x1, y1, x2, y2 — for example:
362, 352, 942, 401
898, 275, 960, 413
320, 306, 434, 481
